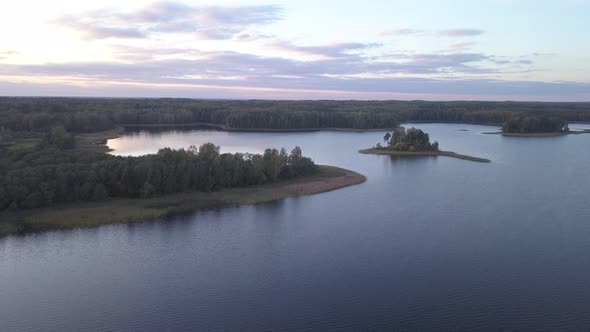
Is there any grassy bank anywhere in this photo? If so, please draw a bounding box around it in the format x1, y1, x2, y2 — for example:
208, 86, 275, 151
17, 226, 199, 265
75, 127, 124, 152
0, 165, 366, 237
359, 148, 491, 163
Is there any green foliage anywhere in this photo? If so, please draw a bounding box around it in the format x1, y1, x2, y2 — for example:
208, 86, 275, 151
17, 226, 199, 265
286, 146, 318, 177
383, 132, 391, 143
92, 184, 109, 201
0, 142, 318, 211
46, 126, 75, 149
383, 127, 439, 152
502, 115, 569, 133
2, 98, 590, 134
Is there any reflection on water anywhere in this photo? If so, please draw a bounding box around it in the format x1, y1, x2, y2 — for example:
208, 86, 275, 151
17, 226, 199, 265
108, 128, 301, 156
3, 123, 590, 330
570, 122, 590, 131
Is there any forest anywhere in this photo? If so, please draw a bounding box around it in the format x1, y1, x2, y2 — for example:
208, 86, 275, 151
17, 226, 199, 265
1, 98, 590, 134
502, 115, 569, 133
1, 98, 588, 212
0, 134, 317, 211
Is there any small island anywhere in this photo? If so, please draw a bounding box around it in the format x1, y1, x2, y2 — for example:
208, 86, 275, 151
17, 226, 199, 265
360, 127, 491, 163
483, 115, 590, 136
500, 115, 570, 136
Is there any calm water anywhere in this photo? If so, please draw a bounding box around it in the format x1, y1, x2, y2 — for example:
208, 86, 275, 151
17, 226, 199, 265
2, 124, 590, 331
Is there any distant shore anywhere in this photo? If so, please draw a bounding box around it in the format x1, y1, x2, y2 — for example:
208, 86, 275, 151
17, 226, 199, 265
76, 127, 125, 152
359, 148, 491, 163
482, 130, 590, 137
78, 125, 396, 153
0, 165, 366, 237
122, 122, 395, 133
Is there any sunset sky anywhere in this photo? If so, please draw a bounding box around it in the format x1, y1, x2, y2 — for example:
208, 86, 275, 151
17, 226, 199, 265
1, 0, 589, 101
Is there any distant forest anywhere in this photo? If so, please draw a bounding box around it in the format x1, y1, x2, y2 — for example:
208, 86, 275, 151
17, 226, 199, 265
1, 97, 590, 133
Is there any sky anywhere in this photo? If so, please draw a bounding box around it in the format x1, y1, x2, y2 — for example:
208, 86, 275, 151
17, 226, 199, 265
0, 0, 589, 101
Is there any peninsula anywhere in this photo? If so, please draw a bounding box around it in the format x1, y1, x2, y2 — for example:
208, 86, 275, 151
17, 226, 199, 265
0, 165, 365, 237
0, 135, 365, 237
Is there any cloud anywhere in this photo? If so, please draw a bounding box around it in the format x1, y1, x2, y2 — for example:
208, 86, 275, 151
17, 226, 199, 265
54, 16, 146, 39
53, 1, 283, 40
2, 68, 589, 101
267, 41, 380, 59
377, 52, 492, 74
490, 56, 535, 67
380, 28, 485, 38
449, 41, 477, 51
379, 29, 425, 36
0, 50, 17, 59
0, 48, 515, 92
0, 43, 583, 100
438, 29, 485, 37
234, 33, 274, 41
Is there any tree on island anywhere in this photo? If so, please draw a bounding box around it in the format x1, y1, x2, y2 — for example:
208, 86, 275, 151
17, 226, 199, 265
383, 132, 391, 144
380, 127, 439, 152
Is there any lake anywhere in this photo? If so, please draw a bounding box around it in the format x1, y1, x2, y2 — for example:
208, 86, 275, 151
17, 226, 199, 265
2, 123, 590, 330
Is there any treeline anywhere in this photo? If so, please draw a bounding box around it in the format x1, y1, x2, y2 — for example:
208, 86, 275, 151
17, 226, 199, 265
0, 142, 317, 211
2, 98, 590, 133
502, 115, 569, 133
380, 127, 439, 152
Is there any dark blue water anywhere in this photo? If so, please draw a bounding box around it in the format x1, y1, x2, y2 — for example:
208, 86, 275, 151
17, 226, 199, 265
2, 124, 590, 331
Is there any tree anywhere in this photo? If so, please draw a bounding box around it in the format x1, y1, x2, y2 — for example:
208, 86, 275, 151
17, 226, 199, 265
140, 181, 156, 198
47, 126, 75, 149
502, 115, 568, 133
391, 127, 406, 145
383, 132, 391, 144
92, 184, 109, 201
386, 127, 438, 152
262, 148, 284, 181
291, 146, 302, 159
0, 142, 318, 212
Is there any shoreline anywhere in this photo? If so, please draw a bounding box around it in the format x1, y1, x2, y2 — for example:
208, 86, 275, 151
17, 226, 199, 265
0, 165, 366, 237
359, 148, 491, 163
482, 130, 590, 137
121, 122, 395, 133
79, 124, 590, 155
76, 127, 125, 152
80, 126, 395, 154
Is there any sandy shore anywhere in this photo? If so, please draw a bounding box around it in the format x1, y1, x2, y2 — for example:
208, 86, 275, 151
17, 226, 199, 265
359, 148, 491, 163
